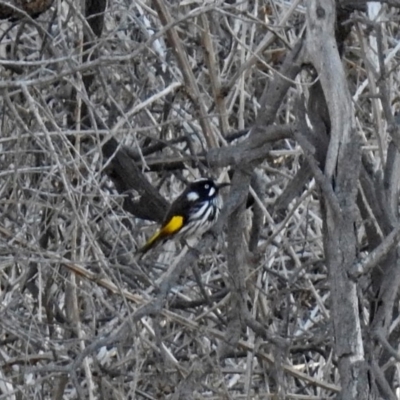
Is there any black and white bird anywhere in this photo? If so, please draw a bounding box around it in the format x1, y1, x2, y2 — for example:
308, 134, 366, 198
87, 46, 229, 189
139, 179, 229, 253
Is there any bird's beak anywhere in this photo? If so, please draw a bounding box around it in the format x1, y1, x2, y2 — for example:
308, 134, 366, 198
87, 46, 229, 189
217, 182, 231, 189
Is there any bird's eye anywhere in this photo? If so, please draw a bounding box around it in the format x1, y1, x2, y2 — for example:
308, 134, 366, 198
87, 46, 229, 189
205, 184, 209, 189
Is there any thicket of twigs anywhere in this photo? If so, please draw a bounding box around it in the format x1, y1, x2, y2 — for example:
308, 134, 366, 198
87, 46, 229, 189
1, 1, 400, 399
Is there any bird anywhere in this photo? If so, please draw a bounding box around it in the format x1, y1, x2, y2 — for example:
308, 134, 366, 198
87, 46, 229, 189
138, 178, 229, 254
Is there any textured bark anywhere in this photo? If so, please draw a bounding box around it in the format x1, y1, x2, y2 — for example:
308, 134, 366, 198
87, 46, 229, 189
306, 1, 369, 398
0, 0, 53, 20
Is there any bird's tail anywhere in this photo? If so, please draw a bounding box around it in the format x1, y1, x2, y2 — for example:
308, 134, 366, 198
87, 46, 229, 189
138, 230, 162, 254
138, 215, 184, 255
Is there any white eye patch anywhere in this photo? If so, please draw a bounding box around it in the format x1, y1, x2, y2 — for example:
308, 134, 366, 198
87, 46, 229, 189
187, 191, 200, 201
208, 186, 216, 197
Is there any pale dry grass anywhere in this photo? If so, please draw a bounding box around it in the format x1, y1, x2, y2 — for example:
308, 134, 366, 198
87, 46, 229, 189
0, 1, 398, 399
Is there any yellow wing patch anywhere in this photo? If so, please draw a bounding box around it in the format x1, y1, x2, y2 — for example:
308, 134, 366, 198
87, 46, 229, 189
160, 215, 184, 235
139, 215, 184, 253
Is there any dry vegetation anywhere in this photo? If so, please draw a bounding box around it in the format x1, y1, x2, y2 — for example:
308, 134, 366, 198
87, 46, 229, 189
1, 0, 400, 399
